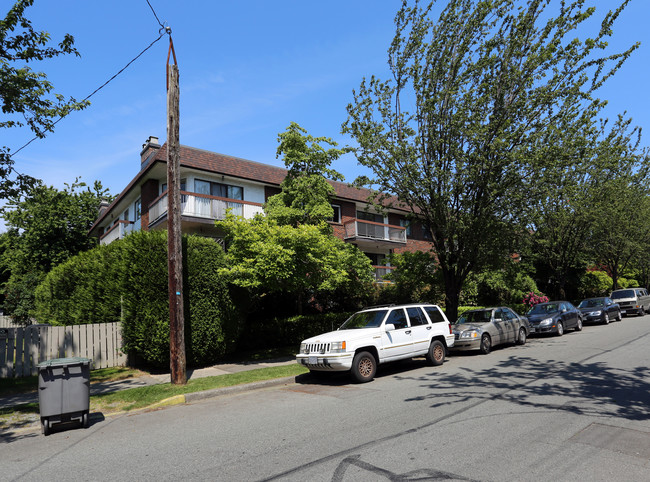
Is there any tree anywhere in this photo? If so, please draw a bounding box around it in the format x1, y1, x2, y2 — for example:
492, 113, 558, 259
216, 213, 374, 314
0, 178, 110, 322
343, 0, 637, 320
264, 122, 349, 227
1, 0, 88, 197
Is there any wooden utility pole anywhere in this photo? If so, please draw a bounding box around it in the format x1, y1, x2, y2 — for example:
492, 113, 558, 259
166, 36, 186, 385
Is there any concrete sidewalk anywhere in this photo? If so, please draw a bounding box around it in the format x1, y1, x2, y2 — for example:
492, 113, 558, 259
0, 356, 297, 410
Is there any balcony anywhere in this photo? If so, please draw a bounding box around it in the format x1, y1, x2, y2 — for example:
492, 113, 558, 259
148, 191, 264, 228
343, 219, 407, 247
100, 220, 136, 245
373, 265, 395, 283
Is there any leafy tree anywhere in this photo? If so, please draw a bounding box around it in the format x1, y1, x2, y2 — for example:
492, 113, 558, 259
343, 0, 637, 320
588, 180, 650, 290
216, 213, 374, 314
265, 122, 348, 227
0, 178, 110, 323
383, 251, 443, 304
1, 0, 88, 197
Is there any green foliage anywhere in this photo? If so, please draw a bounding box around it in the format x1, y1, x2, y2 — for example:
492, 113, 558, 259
578, 270, 613, 298
265, 122, 349, 227
1, 179, 110, 323
0, 0, 89, 197
238, 312, 353, 352
216, 213, 374, 309
382, 251, 443, 304
343, 0, 638, 322
35, 231, 241, 368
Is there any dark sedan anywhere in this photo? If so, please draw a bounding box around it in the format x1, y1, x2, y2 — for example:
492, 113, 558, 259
526, 301, 582, 336
577, 297, 622, 324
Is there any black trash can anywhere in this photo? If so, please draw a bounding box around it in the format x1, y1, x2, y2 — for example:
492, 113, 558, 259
37, 357, 91, 435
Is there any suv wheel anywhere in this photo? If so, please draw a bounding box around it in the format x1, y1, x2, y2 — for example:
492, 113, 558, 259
426, 340, 445, 366
351, 351, 377, 383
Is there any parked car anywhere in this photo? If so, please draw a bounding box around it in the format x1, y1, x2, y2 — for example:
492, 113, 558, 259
451, 307, 530, 355
526, 301, 582, 336
577, 297, 622, 324
610, 288, 650, 317
296, 303, 455, 383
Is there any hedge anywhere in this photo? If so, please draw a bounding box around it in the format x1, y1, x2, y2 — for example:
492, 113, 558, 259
35, 230, 241, 368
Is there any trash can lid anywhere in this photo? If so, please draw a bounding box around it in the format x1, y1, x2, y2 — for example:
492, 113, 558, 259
37, 357, 91, 367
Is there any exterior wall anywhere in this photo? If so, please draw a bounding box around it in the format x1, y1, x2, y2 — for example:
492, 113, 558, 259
140, 179, 159, 231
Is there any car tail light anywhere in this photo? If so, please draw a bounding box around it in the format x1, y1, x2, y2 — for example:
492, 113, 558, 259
448, 323, 452, 334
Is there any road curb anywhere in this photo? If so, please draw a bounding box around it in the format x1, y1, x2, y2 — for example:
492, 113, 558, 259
184, 376, 296, 403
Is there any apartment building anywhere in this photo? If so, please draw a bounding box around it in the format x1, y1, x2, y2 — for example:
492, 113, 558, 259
89, 137, 434, 281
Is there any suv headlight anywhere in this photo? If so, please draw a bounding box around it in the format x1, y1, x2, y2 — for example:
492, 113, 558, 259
300, 343, 308, 354
460, 331, 479, 339
330, 341, 346, 353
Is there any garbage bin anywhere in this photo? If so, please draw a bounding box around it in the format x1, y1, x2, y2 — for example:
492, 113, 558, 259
37, 357, 91, 435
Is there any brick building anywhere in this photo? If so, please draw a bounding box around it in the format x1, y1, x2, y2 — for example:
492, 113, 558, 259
89, 137, 434, 281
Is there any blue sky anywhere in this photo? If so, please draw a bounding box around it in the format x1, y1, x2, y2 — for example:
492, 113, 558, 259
4, 0, 649, 199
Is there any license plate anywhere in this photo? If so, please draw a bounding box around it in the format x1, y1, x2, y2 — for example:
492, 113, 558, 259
308, 356, 317, 365
621, 310, 626, 314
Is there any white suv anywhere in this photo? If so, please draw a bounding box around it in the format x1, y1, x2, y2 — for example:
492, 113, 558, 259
296, 304, 455, 383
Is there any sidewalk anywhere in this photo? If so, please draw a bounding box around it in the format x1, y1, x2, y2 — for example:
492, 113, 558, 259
0, 356, 297, 410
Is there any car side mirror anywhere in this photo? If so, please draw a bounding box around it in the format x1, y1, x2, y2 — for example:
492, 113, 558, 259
493, 317, 502, 322
384, 323, 396, 332
562, 308, 567, 313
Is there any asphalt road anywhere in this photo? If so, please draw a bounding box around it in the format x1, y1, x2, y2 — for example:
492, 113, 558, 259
2, 315, 649, 481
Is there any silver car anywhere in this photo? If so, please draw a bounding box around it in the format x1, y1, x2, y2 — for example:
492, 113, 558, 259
451, 307, 530, 354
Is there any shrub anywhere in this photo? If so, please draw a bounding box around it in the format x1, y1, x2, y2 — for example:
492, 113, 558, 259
579, 270, 613, 298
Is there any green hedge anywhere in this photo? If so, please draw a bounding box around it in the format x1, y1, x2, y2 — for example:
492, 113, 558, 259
35, 231, 241, 368
239, 312, 353, 351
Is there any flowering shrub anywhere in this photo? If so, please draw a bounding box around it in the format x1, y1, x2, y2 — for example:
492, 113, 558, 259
522, 292, 549, 309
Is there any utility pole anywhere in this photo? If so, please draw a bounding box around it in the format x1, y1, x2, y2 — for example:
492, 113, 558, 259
166, 33, 186, 385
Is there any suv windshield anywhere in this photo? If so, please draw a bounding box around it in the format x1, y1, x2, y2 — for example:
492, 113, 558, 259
578, 299, 604, 308
528, 303, 559, 315
339, 310, 388, 329
611, 290, 634, 299
456, 310, 491, 324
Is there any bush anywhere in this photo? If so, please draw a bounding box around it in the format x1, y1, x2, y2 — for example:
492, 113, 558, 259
239, 312, 353, 351
35, 230, 241, 368
579, 270, 613, 298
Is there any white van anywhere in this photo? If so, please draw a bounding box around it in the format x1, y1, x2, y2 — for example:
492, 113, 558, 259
610, 288, 650, 316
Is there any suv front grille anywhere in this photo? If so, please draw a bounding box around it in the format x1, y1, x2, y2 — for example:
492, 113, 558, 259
304, 343, 330, 354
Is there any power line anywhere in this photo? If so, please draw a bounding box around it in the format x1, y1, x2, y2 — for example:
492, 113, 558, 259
8, 0, 170, 169
10, 31, 167, 160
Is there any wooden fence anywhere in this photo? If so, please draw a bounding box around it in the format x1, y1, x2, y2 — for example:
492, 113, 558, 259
0, 321, 127, 378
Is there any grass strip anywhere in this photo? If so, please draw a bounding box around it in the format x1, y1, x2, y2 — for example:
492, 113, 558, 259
92, 364, 308, 413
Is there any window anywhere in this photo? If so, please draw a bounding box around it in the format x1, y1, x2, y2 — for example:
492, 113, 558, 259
365, 253, 386, 266
406, 307, 427, 326
195, 179, 244, 200
399, 218, 412, 237
357, 210, 383, 223
161, 178, 186, 193
134, 199, 141, 220
330, 204, 341, 223
423, 306, 445, 323
386, 309, 408, 330
422, 224, 432, 240
123, 208, 129, 222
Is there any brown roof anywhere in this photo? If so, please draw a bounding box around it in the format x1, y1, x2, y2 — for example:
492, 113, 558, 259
90, 143, 409, 234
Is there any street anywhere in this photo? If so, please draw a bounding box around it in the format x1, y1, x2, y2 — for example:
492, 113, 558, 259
2, 315, 650, 481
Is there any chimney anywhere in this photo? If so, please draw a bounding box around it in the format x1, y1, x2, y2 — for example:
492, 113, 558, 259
98, 199, 110, 218
140, 135, 161, 170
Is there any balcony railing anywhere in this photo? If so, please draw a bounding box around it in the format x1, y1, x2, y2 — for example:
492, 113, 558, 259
373, 265, 395, 283
343, 219, 407, 244
100, 220, 135, 245
148, 191, 264, 226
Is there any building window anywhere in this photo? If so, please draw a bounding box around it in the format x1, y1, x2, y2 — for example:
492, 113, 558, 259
161, 178, 186, 194
422, 224, 432, 240
330, 204, 341, 223
134, 198, 141, 220
123, 208, 129, 222
399, 218, 411, 237
357, 210, 383, 224
195, 179, 244, 200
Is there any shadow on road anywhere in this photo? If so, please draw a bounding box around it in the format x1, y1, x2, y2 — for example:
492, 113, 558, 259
403, 355, 650, 421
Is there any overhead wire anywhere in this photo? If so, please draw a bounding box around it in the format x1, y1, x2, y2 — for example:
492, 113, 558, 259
7, 0, 171, 170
